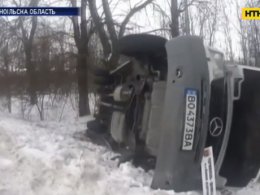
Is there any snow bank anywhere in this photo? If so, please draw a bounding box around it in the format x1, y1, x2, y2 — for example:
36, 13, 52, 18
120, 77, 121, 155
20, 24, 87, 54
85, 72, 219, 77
0, 113, 179, 195
0, 101, 259, 194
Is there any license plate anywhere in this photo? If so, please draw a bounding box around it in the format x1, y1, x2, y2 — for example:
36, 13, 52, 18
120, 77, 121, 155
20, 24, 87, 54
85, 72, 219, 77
182, 89, 197, 150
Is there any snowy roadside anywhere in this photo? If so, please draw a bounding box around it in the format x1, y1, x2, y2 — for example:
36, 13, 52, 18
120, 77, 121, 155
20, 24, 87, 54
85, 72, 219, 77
0, 112, 178, 195
0, 111, 259, 195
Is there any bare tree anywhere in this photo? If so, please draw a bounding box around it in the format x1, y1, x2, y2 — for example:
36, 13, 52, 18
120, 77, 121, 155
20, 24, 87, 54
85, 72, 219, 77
222, 1, 234, 62
1, 43, 12, 113
88, 0, 153, 68
196, 2, 208, 38
245, 0, 260, 66
190, 0, 219, 46
70, 0, 93, 116
0, 18, 12, 112
13, 0, 40, 104
207, 0, 219, 46
235, 0, 249, 65
155, 0, 198, 38
170, 0, 180, 37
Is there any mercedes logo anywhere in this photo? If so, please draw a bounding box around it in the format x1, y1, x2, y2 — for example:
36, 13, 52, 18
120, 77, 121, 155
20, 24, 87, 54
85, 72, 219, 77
209, 117, 223, 137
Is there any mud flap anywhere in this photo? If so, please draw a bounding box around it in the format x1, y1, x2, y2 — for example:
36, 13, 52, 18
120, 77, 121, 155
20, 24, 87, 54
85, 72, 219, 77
151, 36, 211, 192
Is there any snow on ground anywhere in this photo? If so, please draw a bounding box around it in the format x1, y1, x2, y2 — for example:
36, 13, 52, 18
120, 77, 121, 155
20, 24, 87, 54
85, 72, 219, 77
0, 112, 185, 195
0, 97, 259, 194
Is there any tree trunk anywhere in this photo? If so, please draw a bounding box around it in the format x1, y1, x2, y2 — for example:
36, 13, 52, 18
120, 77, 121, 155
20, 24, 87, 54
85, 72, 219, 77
183, 0, 190, 35
171, 0, 180, 38
25, 44, 37, 105
72, 0, 90, 116
102, 0, 119, 68
88, 0, 111, 60
77, 48, 90, 116
3, 44, 12, 113
18, 0, 39, 105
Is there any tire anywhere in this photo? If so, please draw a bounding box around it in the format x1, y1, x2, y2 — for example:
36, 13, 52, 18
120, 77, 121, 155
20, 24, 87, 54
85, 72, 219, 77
93, 68, 110, 77
119, 34, 167, 57
94, 76, 114, 85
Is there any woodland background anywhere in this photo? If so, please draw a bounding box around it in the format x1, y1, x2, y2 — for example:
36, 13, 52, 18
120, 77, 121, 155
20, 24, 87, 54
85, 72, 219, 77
0, 0, 259, 120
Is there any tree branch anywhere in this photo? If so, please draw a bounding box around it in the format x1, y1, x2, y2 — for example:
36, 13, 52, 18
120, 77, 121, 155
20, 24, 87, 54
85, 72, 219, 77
70, 0, 81, 48
102, 0, 118, 47
29, 16, 37, 43
87, 0, 111, 58
141, 28, 171, 34
178, 0, 198, 13
118, 0, 153, 38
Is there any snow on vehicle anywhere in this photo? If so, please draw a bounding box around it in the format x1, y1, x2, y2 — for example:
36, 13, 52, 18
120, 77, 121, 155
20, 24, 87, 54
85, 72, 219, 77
87, 34, 260, 192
